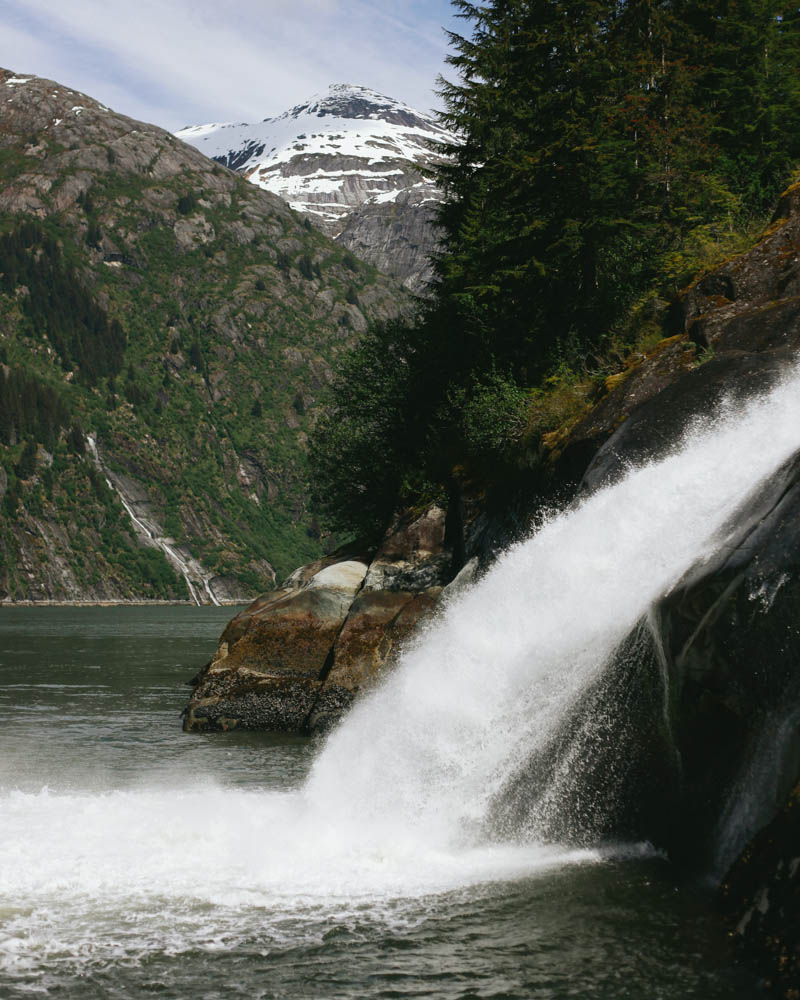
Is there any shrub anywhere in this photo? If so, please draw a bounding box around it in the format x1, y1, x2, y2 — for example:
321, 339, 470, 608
15, 439, 37, 478
455, 371, 530, 459
177, 192, 198, 215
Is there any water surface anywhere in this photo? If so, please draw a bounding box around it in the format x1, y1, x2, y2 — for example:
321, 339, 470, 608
0, 607, 753, 998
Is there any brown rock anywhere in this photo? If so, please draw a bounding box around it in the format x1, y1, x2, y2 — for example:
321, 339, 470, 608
306, 586, 442, 733
363, 505, 451, 591
183, 559, 368, 732
182, 508, 454, 734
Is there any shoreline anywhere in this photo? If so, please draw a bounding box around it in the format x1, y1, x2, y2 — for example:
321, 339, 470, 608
0, 599, 248, 608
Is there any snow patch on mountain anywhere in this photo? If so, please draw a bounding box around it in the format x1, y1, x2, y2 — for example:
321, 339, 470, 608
176, 85, 456, 293
177, 84, 452, 229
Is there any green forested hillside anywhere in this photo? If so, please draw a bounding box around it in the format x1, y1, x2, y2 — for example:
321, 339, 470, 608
311, 0, 800, 536
0, 68, 409, 601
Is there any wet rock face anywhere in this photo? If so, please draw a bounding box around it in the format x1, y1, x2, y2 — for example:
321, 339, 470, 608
721, 783, 800, 996
644, 450, 800, 870
183, 510, 451, 734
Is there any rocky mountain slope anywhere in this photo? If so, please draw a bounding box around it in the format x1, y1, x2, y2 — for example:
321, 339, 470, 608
177, 85, 454, 295
0, 68, 410, 602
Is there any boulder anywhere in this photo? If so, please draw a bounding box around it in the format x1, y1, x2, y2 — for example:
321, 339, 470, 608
182, 558, 368, 732
183, 508, 454, 734
306, 587, 442, 733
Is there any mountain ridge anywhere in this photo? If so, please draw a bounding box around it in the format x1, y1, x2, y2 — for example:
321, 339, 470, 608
177, 84, 454, 294
0, 67, 410, 602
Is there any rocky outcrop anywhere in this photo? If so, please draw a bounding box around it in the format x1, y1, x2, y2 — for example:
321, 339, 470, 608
336, 188, 441, 296
183, 507, 451, 733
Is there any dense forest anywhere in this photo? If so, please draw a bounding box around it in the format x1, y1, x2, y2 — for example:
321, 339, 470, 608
310, 0, 800, 536
0, 220, 126, 386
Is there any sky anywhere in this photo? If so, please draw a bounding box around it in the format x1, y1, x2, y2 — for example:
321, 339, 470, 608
0, 0, 460, 131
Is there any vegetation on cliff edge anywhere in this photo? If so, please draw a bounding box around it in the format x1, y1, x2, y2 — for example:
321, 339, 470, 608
310, 0, 800, 537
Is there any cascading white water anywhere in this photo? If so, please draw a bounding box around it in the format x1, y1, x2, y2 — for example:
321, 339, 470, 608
304, 367, 800, 847
4, 365, 800, 982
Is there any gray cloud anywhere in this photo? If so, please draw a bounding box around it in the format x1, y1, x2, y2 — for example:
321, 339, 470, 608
0, 0, 457, 129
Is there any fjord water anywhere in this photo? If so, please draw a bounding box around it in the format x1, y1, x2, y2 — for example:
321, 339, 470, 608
0, 609, 749, 999
7, 370, 800, 997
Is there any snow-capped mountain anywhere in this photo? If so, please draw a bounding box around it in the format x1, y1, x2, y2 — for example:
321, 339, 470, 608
176, 85, 455, 294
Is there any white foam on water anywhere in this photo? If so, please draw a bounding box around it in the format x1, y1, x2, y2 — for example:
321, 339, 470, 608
4, 364, 800, 976
0, 784, 602, 978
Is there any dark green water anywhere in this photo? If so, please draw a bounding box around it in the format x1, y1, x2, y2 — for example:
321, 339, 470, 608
0, 607, 755, 999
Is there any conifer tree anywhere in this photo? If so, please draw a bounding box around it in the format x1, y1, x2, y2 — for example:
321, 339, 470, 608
310, 0, 800, 536
432, 0, 754, 373
681, 0, 800, 209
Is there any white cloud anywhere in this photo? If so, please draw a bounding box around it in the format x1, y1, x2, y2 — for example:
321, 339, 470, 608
0, 0, 458, 130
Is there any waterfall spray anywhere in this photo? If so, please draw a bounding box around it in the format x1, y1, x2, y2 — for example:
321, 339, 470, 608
304, 366, 800, 851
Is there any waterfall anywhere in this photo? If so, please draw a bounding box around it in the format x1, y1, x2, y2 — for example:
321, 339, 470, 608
85, 435, 221, 605
303, 365, 800, 851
